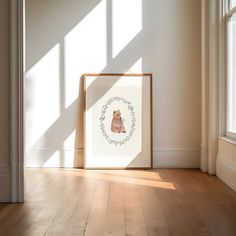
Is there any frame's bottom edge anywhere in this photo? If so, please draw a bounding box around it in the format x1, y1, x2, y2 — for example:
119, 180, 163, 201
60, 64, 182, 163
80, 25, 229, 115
83, 166, 153, 170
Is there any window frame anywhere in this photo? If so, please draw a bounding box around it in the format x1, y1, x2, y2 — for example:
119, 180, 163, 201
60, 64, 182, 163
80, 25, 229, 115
226, 0, 236, 140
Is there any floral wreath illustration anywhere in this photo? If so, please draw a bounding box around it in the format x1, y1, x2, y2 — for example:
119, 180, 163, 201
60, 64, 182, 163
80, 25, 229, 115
99, 97, 136, 146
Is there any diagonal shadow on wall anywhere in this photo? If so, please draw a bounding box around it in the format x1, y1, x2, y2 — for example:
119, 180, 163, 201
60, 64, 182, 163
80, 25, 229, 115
26, 0, 151, 167
26, 0, 201, 168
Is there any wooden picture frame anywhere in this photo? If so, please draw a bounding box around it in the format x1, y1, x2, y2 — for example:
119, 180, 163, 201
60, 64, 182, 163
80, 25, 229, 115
83, 73, 153, 169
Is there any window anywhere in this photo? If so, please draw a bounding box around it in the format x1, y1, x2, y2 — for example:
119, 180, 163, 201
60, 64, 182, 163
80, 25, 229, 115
227, 0, 236, 139
230, 0, 236, 8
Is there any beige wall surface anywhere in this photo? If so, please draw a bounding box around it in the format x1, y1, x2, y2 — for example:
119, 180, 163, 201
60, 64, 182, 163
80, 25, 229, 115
25, 0, 201, 168
0, 0, 11, 201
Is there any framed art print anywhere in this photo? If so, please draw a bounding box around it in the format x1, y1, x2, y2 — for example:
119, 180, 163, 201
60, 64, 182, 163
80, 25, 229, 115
84, 73, 152, 169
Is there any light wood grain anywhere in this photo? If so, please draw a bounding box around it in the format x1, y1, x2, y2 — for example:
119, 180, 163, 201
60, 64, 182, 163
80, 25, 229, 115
0, 168, 236, 235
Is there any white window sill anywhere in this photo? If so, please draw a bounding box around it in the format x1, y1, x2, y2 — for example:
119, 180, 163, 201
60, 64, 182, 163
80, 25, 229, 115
219, 136, 236, 145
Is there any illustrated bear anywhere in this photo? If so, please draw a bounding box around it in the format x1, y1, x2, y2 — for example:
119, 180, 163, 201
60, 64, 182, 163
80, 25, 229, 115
111, 110, 126, 133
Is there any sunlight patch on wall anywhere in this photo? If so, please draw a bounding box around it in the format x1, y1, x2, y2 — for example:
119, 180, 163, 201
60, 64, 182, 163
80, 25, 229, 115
126, 57, 143, 73
43, 151, 60, 167
112, 0, 142, 58
42, 150, 76, 167
63, 130, 76, 150
64, 0, 107, 109
26, 44, 60, 149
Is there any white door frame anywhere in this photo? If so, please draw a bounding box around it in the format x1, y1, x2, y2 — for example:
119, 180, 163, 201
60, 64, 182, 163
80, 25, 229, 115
10, 0, 25, 202
201, 0, 223, 175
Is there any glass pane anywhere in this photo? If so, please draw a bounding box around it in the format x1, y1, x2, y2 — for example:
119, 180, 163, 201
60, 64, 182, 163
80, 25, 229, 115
230, 0, 236, 8
227, 13, 236, 133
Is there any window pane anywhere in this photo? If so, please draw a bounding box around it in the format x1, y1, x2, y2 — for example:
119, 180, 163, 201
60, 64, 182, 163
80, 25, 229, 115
227, 13, 236, 133
230, 0, 236, 8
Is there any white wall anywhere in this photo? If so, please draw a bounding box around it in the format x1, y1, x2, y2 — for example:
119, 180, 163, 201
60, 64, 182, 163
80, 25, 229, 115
0, 0, 11, 201
25, 0, 201, 168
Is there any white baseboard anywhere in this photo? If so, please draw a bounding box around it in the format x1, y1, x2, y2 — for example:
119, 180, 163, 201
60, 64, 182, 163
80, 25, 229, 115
216, 154, 236, 192
26, 148, 201, 169
0, 166, 9, 176
0, 165, 10, 202
26, 149, 84, 168
153, 149, 200, 168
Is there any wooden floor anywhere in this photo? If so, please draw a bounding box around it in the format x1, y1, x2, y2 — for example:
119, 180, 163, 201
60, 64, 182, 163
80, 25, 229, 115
0, 169, 236, 236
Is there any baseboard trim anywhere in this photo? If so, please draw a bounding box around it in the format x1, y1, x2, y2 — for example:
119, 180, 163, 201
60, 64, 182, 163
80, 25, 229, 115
26, 148, 84, 168
153, 149, 200, 168
216, 154, 236, 192
26, 148, 201, 168
0, 165, 10, 202
0, 166, 10, 176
